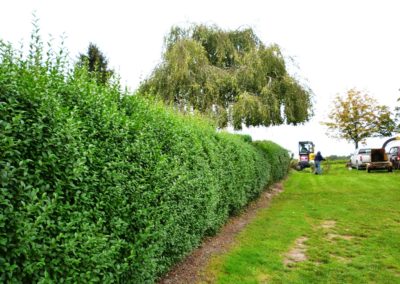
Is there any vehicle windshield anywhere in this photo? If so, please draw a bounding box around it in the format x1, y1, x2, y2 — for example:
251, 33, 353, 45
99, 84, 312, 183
299, 142, 314, 154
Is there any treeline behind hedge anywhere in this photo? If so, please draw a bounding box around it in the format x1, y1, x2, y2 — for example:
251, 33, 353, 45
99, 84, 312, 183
0, 35, 289, 283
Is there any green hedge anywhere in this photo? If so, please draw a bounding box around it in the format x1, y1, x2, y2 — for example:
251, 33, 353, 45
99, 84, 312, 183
253, 140, 291, 182
0, 35, 289, 283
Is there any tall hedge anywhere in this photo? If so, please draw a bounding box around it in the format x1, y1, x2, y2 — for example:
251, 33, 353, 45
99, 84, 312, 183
253, 140, 291, 182
0, 33, 289, 283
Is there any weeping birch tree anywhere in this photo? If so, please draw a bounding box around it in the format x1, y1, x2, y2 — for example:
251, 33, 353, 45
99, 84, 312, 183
139, 24, 313, 129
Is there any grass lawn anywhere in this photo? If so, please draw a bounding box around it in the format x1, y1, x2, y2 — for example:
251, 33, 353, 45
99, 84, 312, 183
203, 162, 400, 283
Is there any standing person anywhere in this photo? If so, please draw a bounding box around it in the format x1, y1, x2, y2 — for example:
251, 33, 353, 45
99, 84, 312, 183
314, 151, 325, 174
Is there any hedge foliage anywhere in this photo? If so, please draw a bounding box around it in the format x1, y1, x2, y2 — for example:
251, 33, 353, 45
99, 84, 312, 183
0, 31, 290, 283
253, 140, 291, 181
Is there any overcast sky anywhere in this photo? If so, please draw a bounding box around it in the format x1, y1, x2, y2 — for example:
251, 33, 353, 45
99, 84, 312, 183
1, 0, 400, 156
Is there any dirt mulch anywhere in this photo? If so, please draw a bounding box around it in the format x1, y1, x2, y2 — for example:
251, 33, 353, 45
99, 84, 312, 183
283, 236, 308, 267
158, 182, 284, 284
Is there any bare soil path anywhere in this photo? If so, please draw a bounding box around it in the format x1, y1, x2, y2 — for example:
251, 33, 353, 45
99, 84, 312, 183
158, 182, 284, 284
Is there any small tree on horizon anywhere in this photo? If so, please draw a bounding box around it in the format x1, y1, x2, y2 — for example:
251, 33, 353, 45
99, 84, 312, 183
322, 88, 396, 149
77, 42, 113, 85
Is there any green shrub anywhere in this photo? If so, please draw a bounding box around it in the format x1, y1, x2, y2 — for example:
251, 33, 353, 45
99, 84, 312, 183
0, 31, 290, 283
253, 140, 291, 182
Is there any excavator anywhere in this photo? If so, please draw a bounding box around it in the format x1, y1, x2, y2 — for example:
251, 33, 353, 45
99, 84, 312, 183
296, 141, 315, 170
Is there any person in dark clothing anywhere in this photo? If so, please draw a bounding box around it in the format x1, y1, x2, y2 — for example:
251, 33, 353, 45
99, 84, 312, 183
314, 151, 325, 174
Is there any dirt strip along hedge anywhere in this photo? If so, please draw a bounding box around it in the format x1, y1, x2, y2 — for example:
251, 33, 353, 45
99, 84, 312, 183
0, 37, 290, 283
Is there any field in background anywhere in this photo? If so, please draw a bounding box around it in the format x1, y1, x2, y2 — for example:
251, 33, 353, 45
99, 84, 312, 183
204, 163, 400, 283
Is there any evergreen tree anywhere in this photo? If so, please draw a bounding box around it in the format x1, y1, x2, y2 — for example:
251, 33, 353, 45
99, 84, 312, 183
77, 43, 113, 85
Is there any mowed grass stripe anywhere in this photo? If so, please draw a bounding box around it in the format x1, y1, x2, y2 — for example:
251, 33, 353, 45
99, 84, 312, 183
203, 163, 400, 284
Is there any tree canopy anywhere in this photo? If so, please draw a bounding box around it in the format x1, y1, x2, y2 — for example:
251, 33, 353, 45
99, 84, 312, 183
77, 43, 113, 85
322, 88, 396, 149
139, 24, 313, 129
